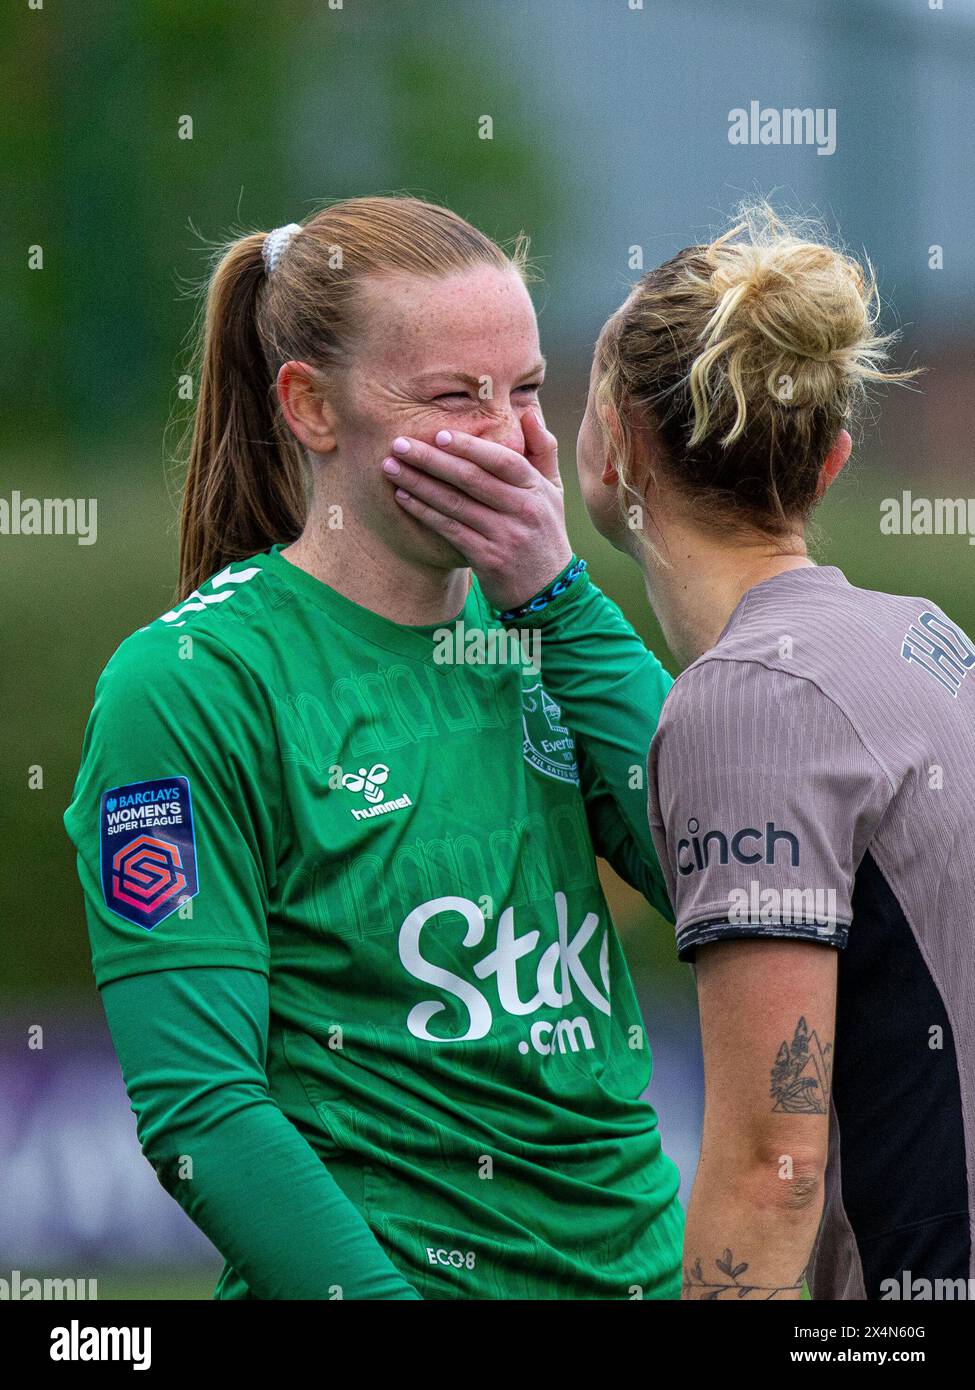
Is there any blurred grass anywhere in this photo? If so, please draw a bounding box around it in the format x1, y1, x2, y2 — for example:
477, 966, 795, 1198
36, 1266, 222, 1301
1, 437, 178, 999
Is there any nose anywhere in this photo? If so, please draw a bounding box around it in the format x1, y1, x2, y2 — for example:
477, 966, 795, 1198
473, 401, 527, 454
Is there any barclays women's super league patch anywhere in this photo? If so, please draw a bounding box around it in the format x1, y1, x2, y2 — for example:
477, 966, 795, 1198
100, 777, 199, 929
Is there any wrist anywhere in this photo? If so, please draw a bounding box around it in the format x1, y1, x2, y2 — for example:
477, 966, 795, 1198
499, 554, 587, 623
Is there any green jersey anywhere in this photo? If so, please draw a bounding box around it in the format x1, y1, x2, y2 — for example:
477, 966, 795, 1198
65, 546, 682, 1299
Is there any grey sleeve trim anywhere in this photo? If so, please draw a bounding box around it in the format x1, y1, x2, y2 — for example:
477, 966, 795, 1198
676, 916, 850, 962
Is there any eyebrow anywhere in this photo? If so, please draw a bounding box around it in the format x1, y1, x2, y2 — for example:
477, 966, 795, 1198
409, 358, 547, 389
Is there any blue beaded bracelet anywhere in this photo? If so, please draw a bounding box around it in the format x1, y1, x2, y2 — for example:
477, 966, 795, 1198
499, 557, 588, 623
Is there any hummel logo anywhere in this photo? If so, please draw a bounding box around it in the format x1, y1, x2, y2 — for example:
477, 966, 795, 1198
339, 763, 413, 822
341, 764, 390, 804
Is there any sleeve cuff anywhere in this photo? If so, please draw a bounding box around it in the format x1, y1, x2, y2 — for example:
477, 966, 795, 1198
675, 916, 850, 962
499, 556, 591, 625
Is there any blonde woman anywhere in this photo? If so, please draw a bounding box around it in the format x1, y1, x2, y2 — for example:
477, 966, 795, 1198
392, 206, 975, 1301
64, 197, 685, 1300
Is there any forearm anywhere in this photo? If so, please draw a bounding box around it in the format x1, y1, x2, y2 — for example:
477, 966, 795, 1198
576, 757, 673, 916
150, 1088, 419, 1300
102, 967, 420, 1300
507, 560, 672, 867
682, 1154, 824, 1301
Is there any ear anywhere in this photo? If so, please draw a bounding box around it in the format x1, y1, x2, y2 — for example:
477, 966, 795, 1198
276, 361, 338, 455
600, 406, 625, 486
817, 428, 852, 497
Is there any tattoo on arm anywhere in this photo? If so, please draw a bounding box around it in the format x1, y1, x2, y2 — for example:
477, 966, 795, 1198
770, 1016, 833, 1114
683, 1250, 807, 1300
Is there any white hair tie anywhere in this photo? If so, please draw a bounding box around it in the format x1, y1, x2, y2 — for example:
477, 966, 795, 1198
262, 222, 302, 274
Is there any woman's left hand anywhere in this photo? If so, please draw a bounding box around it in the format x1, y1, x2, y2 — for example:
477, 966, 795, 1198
382, 408, 573, 612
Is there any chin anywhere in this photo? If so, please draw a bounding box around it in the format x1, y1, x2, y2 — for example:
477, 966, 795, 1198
591, 507, 631, 554
399, 511, 468, 571
606, 527, 635, 556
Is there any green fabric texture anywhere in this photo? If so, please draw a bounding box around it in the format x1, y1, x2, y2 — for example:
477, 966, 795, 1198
101, 966, 420, 1299
66, 547, 682, 1299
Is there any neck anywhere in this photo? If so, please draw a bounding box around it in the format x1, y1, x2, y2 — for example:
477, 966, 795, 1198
643, 519, 812, 667
282, 503, 471, 626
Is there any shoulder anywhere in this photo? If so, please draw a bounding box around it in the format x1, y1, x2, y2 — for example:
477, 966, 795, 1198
657, 653, 834, 738
97, 618, 254, 713
96, 557, 275, 706
153, 557, 271, 636
652, 653, 892, 800
657, 565, 931, 751
652, 657, 818, 799
657, 568, 962, 790
88, 573, 281, 753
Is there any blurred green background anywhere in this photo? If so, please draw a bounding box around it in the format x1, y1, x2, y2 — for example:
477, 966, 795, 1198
2, 0, 973, 1296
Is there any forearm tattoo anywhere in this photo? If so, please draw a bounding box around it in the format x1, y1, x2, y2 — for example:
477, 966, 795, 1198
683, 1250, 807, 1300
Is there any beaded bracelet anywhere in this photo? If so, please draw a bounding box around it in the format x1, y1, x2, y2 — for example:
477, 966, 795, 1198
499, 556, 588, 623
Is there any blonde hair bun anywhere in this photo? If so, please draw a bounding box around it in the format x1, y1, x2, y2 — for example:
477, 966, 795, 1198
690, 202, 898, 445
593, 199, 918, 543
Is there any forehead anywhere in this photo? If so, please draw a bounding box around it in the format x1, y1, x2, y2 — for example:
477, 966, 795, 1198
353, 265, 540, 374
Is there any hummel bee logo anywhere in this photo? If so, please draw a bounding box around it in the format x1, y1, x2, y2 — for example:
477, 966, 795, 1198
339, 763, 413, 823
341, 763, 390, 804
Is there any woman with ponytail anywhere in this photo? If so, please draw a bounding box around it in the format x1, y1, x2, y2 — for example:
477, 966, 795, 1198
392, 203, 975, 1301
64, 197, 686, 1299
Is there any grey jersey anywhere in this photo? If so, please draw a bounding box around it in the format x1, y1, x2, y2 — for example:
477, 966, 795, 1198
647, 565, 975, 1300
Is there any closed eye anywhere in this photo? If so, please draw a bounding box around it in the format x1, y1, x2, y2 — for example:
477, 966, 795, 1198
431, 378, 545, 405
433, 382, 543, 405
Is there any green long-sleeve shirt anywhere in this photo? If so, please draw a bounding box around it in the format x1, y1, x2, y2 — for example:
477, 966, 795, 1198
66, 546, 681, 1300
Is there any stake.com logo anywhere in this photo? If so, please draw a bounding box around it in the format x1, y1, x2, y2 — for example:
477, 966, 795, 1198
398, 891, 610, 1055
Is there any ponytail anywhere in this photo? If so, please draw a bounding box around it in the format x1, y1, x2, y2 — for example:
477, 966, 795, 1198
178, 233, 306, 598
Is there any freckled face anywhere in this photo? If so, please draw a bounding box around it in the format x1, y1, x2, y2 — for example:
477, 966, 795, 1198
332, 265, 545, 568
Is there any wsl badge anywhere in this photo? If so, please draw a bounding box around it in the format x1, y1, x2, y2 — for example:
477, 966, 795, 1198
100, 777, 199, 929
521, 682, 579, 784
